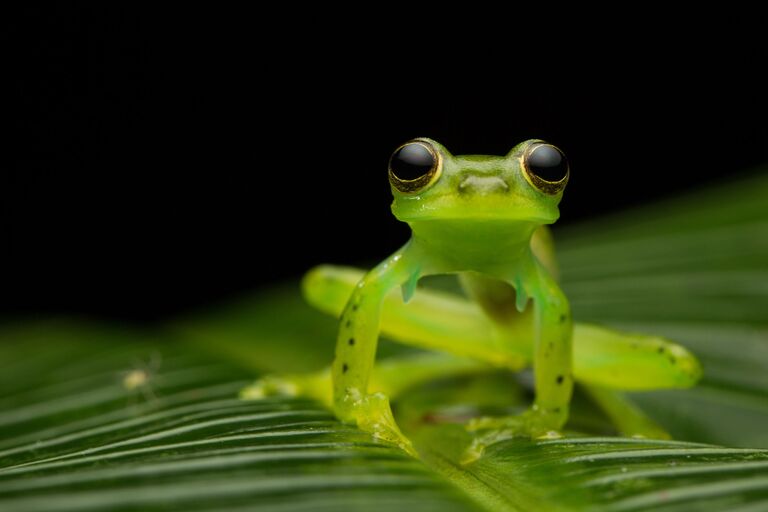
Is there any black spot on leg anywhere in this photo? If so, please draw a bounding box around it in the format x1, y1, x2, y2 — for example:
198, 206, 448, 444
348, 338, 355, 346
345, 319, 351, 328
658, 346, 665, 354
352, 304, 359, 312
342, 363, 349, 373
669, 356, 676, 365
553, 407, 561, 413
556, 375, 564, 385
559, 314, 567, 324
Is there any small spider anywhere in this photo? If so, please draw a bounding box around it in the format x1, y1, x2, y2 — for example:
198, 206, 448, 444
121, 351, 162, 403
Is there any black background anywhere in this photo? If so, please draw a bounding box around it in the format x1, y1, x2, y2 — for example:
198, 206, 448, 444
5, 6, 767, 323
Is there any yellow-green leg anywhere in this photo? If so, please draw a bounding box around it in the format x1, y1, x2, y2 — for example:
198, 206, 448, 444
328, 245, 423, 454
461, 267, 574, 462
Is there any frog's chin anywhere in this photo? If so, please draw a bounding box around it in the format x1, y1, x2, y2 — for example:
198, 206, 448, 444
392, 198, 560, 225
395, 209, 559, 225
402, 217, 558, 230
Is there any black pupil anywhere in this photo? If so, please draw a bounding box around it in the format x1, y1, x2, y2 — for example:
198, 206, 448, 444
527, 145, 568, 182
390, 143, 434, 180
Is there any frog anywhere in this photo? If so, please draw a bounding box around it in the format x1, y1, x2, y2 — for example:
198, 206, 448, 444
243, 138, 702, 460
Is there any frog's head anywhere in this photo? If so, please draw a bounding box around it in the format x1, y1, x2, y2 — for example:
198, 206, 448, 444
389, 138, 568, 226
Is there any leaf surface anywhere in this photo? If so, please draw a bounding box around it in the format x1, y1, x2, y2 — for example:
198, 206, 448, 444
2, 172, 767, 511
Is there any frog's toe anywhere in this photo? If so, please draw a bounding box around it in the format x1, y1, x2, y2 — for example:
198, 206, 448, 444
347, 392, 416, 457
461, 411, 564, 464
239, 375, 300, 400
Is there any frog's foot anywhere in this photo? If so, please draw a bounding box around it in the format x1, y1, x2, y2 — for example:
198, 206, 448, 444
340, 392, 416, 457
461, 407, 566, 464
241, 378, 415, 456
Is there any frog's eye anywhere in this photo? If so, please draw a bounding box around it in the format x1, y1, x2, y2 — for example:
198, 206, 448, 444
388, 139, 442, 194
522, 142, 569, 195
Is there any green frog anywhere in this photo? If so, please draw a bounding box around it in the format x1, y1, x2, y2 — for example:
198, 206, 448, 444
244, 138, 701, 460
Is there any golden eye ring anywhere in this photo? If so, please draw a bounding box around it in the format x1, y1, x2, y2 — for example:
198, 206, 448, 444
388, 139, 442, 194
521, 142, 569, 195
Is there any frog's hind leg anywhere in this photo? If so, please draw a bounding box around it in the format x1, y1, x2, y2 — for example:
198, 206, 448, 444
302, 264, 700, 389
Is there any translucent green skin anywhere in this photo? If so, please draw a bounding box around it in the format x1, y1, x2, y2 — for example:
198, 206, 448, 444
246, 139, 701, 456
331, 139, 574, 443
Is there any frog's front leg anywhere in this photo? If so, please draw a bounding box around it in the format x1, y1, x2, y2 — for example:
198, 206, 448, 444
529, 269, 573, 430
465, 266, 572, 461
332, 243, 422, 455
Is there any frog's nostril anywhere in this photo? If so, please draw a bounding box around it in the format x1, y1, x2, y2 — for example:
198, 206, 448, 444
458, 175, 509, 194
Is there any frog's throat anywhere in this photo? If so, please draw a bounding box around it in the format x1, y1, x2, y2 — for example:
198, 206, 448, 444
408, 219, 539, 273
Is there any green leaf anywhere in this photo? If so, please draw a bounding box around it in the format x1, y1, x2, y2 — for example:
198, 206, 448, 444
2, 172, 767, 511
0, 324, 479, 512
